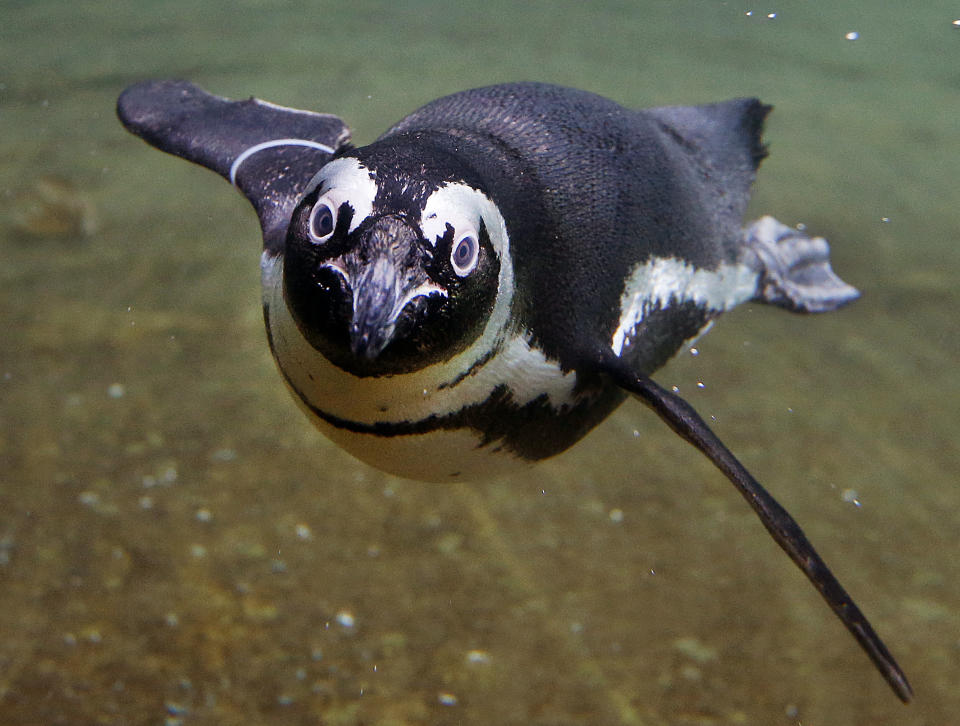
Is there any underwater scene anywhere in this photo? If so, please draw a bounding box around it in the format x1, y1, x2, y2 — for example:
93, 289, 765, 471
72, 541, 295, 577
2, 1, 958, 724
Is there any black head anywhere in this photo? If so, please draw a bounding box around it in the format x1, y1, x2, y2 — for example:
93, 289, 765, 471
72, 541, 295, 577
282, 134, 505, 377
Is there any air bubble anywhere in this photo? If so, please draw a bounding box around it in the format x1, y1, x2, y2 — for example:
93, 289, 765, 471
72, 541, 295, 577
845, 31, 860, 40
466, 649, 491, 664
841, 488, 862, 507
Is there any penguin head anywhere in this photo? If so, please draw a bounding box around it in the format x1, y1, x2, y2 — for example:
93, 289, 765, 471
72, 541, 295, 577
282, 136, 505, 377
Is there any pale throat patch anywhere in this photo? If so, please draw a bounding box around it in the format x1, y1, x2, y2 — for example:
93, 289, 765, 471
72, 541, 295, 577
611, 256, 759, 356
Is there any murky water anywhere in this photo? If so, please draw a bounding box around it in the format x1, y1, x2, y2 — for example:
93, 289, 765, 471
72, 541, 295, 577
2, 2, 958, 724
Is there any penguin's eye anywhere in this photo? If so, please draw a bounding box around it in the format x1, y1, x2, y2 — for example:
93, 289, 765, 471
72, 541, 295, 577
308, 200, 336, 243
450, 233, 479, 277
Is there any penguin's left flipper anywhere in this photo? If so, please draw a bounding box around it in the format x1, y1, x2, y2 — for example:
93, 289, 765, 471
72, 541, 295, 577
743, 215, 861, 312
117, 80, 351, 251
599, 351, 913, 703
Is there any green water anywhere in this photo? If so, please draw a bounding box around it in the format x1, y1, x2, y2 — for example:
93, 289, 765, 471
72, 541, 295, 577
2, 2, 958, 724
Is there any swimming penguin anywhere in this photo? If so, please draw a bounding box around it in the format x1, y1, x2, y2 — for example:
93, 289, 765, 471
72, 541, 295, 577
117, 80, 911, 702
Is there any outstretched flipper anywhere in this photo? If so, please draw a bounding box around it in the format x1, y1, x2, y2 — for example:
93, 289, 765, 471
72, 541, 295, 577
599, 351, 912, 703
117, 80, 351, 252
743, 215, 861, 312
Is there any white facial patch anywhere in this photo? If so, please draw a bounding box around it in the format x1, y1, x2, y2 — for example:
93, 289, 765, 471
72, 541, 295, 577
420, 183, 484, 247
305, 157, 377, 233
417, 182, 515, 372
611, 256, 759, 356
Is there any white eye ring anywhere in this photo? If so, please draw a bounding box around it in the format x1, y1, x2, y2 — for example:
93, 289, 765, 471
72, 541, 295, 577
450, 232, 480, 277
307, 198, 337, 243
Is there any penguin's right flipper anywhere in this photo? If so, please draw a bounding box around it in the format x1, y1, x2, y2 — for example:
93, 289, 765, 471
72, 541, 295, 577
742, 215, 861, 313
117, 80, 351, 251
598, 350, 913, 703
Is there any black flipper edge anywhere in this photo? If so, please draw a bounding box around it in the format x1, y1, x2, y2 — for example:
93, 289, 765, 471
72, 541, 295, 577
600, 351, 912, 703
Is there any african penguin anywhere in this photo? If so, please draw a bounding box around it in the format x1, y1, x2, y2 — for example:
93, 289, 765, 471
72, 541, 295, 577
117, 80, 911, 702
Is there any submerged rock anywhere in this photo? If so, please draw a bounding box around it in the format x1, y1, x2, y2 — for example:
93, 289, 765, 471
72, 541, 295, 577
10, 175, 98, 239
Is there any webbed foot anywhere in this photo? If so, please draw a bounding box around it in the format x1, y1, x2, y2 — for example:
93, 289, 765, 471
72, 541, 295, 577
742, 216, 860, 313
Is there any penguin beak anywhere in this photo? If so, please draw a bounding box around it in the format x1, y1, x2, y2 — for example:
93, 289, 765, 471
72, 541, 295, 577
346, 216, 446, 359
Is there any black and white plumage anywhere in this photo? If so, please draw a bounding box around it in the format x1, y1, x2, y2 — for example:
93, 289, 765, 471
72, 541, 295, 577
117, 80, 910, 702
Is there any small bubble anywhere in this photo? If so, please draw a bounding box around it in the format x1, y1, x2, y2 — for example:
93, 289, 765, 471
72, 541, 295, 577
139, 496, 154, 510
195, 508, 212, 523
107, 383, 126, 398
952, 19, 960, 28
745, 10, 753, 16
78, 491, 100, 507
841, 488, 862, 507
845, 31, 860, 40
295, 523, 313, 540
609, 508, 624, 523
164, 613, 180, 627
437, 692, 458, 706
696, 381, 706, 389
210, 448, 237, 462
190, 544, 207, 558
880, 216, 891, 223
466, 649, 491, 664
165, 701, 189, 716
335, 610, 355, 628
689, 347, 699, 357
766, 12, 777, 19
671, 385, 680, 393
